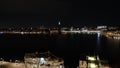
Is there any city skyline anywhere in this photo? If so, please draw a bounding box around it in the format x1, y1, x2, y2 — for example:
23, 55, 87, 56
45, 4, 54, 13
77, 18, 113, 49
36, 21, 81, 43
0, 0, 120, 68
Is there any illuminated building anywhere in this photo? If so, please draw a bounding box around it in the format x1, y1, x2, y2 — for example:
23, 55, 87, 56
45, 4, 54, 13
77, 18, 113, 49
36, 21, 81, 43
24, 51, 64, 68
97, 26, 107, 30
58, 21, 61, 34
105, 31, 120, 40
78, 55, 110, 68
50, 29, 59, 34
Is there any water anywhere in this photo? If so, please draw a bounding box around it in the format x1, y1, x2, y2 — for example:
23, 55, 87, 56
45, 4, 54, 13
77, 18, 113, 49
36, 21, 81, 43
0, 33, 120, 68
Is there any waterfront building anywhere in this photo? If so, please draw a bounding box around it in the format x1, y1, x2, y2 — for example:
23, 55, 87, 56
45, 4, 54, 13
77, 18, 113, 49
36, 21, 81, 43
104, 31, 120, 40
24, 51, 64, 68
78, 55, 110, 68
97, 26, 107, 30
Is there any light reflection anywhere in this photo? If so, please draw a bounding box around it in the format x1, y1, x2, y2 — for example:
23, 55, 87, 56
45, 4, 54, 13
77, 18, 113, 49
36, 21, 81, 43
97, 32, 101, 54
97, 32, 101, 38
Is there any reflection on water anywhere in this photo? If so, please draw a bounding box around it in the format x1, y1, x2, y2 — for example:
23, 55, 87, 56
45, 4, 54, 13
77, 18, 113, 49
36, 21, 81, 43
106, 38, 120, 63
0, 34, 120, 67
96, 32, 101, 54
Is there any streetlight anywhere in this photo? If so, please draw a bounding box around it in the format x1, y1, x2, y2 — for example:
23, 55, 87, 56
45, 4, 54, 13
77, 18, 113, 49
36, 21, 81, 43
0, 58, 4, 61
10, 59, 12, 62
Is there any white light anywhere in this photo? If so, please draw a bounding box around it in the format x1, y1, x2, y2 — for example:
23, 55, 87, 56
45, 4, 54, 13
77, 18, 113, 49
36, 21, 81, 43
97, 32, 101, 38
0, 32, 3, 34
58, 21, 61, 25
88, 57, 96, 61
40, 57, 45, 63
60, 65, 63, 68
89, 63, 97, 68
21, 32, 24, 34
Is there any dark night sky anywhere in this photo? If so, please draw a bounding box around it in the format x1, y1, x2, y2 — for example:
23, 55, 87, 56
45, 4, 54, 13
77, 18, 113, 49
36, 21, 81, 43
0, 0, 118, 27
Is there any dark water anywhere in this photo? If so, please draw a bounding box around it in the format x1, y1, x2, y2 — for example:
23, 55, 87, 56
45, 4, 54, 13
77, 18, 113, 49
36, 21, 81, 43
0, 34, 120, 68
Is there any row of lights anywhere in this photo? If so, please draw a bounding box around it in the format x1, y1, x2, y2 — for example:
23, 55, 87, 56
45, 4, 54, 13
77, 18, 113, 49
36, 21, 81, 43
113, 37, 120, 40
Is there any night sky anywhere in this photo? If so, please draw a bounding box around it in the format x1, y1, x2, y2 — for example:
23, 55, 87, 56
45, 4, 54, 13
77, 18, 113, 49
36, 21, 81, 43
0, 0, 118, 27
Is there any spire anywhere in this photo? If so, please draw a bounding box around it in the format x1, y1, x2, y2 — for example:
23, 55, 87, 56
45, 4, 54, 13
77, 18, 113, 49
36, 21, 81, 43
58, 21, 61, 26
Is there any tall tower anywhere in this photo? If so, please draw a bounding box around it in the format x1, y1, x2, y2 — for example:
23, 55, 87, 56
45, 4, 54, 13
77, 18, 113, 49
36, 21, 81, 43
58, 21, 61, 34
58, 21, 61, 26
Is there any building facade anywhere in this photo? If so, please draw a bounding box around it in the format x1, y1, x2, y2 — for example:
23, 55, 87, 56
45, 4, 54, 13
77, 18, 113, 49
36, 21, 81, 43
24, 51, 64, 68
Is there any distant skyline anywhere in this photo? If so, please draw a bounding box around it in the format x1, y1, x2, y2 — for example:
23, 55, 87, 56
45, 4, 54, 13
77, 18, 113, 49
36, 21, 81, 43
0, 0, 119, 27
